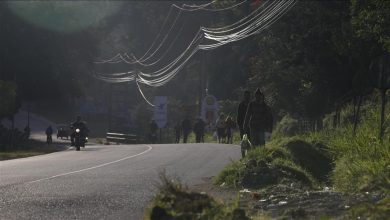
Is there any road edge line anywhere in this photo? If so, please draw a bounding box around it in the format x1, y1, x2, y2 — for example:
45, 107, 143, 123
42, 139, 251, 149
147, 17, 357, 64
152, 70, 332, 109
25, 145, 153, 184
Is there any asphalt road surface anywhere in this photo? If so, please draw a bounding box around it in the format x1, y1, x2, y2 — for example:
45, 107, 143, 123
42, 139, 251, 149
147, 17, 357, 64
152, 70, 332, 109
0, 143, 240, 220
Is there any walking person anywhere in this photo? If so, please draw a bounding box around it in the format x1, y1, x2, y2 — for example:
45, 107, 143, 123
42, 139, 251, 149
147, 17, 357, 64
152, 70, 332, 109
23, 125, 30, 140
181, 116, 192, 143
193, 117, 205, 143
237, 90, 251, 139
45, 125, 53, 145
225, 116, 236, 144
149, 120, 158, 144
243, 88, 273, 146
216, 113, 227, 143
174, 122, 181, 143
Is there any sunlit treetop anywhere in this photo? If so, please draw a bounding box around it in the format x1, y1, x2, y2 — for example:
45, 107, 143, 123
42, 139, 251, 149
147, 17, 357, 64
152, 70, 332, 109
7, 1, 123, 33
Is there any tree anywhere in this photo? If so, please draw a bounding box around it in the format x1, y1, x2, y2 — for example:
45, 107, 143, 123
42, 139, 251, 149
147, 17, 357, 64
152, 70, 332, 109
351, 0, 390, 53
242, 1, 381, 124
0, 80, 18, 120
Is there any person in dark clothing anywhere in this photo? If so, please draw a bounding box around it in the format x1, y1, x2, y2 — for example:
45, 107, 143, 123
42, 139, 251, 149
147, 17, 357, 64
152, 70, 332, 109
237, 90, 251, 139
23, 125, 30, 140
181, 117, 192, 143
216, 113, 227, 143
243, 88, 273, 146
225, 116, 236, 144
193, 117, 205, 143
149, 120, 158, 144
45, 126, 53, 145
70, 116, 88, 146
174, 122, 181, 143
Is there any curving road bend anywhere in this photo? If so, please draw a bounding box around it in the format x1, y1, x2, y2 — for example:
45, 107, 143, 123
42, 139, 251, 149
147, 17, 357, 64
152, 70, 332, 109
0, 143, 240, 220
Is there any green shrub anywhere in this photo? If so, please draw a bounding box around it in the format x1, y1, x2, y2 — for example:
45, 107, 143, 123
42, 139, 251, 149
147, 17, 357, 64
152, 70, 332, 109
214, 161, 243, 187
217, 93, 390, 194
145, 173, 249, 220
284, 139, 333, 183
273, 114, 299, 137
214, 138, 319, 189
322, 113, 334, 129
271, 158, 317, 187
299, 101, 390, 192
327, 106, 390, 192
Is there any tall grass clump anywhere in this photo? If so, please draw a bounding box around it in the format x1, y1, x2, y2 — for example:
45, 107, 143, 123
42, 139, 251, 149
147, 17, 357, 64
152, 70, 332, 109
300, 99, 390, 192
272, 114, 300, 137
214, 140, 319, 189
327, 105, 390, 192
216, 92, 390, 193
145, 172, 249, 220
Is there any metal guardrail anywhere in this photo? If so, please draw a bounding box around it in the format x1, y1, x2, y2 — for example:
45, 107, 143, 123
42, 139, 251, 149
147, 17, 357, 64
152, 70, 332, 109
106, 132, 139, 144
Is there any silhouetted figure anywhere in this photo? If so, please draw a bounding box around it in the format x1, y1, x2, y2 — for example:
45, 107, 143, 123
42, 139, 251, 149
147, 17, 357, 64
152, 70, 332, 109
70, 115, 88, 146
149, 120, 158, 144
244, 88, 273, 146
225, 116, 236, 144
237, 90, 251, 139
216, 113, 227, 143
46, 126, 53, 145
23, 125, 30, 140
174, 122, 181, 143
181, 117, 192, 143
193, 117, 205, 143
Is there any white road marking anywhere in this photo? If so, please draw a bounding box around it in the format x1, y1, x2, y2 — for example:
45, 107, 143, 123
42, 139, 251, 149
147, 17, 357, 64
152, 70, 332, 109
26, 145, 153, 184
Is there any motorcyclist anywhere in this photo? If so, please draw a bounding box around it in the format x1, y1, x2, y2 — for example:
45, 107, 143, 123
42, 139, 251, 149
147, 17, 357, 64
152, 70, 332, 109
70, 116, 89, 147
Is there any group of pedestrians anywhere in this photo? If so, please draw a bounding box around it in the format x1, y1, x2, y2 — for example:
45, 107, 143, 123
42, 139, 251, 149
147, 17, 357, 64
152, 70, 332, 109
215, 114, 236, 144
210, 88, 273, 146
148, 88, 272, 146
174, 117, 205, 144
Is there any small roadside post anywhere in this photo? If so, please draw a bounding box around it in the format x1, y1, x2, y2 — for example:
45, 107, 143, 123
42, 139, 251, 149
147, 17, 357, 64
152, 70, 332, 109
153, 96, 167, 143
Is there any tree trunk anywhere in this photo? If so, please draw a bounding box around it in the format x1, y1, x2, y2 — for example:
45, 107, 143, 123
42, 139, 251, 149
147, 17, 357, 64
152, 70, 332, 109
334, 107, 341, 128
353, 95, 363, 136
379, 88, 387, 141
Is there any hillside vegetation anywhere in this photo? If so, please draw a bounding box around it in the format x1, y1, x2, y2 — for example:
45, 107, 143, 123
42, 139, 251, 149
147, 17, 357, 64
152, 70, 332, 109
215, 93, 389, 218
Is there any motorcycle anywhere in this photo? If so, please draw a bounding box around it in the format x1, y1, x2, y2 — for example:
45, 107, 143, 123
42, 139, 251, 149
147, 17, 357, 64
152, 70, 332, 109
74, 128, 88, 151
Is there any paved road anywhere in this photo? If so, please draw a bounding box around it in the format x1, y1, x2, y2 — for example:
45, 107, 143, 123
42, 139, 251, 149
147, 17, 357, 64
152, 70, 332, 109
0, 143, 240, 220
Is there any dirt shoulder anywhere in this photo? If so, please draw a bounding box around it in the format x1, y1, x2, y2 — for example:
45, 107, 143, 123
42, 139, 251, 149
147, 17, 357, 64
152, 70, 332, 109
190, 176, 385, 219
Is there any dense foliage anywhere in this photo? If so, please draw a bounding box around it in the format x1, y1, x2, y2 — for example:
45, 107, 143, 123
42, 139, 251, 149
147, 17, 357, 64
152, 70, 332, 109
0, 80, 18, 120
1, 1, 389, 140
1, 1, 388, 122
216, 92, 390, 192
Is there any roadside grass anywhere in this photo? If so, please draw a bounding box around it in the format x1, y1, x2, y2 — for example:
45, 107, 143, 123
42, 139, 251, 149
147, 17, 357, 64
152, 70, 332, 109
215, 100, 390, 193
144, 173, 250, 220
299, 104, 390, 192
214, 139, 321, 189
0, 139, 64, 160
